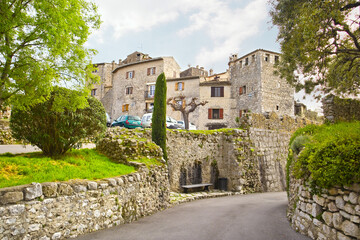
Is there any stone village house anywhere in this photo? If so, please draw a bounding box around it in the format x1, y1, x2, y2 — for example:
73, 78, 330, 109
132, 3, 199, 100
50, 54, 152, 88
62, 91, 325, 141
91, 50, 294, 130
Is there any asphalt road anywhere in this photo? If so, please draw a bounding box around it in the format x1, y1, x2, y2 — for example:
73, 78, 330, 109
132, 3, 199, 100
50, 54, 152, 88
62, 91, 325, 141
0, 143, 96, 154
75, 192, 309, 240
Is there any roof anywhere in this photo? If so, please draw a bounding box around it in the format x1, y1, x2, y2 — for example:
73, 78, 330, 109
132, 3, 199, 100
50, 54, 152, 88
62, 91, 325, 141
229, 49, 281, 64
199, 80, 231, 86
167, 76, 202, 82
112, 57, 163, 73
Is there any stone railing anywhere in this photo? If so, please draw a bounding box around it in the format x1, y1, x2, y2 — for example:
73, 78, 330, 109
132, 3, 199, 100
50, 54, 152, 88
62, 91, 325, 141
0, 165, 170, 240
288, 180, 360, 240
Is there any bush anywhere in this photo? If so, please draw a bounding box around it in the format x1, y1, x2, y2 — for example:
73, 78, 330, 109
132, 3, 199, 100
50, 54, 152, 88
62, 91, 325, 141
291, 122, 360, 191
152, 73, 167, 160
10, 87, 106, 157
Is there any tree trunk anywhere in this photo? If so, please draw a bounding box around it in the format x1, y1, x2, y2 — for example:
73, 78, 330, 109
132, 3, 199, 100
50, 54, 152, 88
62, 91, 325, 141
182, 111, 190, 130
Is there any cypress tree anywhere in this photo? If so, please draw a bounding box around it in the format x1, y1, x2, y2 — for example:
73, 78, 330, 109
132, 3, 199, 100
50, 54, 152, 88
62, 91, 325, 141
152, 73, 167, 160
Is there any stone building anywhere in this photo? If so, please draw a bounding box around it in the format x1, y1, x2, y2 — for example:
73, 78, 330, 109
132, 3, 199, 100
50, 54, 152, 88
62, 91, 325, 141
92, 49, 294, 129
229, 49, 294, 119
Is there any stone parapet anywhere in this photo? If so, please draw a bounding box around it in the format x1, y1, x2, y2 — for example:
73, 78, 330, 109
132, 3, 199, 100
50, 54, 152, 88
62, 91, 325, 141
0, 165, 170, 240
288, 179, 360, 240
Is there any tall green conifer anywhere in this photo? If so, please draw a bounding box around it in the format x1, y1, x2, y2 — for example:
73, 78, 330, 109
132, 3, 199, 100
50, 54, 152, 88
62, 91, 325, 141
152, 73, 167, 160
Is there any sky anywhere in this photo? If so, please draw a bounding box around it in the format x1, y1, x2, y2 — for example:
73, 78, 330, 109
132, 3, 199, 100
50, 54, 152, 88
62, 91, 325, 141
86, 0, 322, 112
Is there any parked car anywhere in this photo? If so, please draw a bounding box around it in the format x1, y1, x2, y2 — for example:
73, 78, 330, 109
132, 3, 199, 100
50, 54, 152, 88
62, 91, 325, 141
177, 120, 197, 130
106, 113, 111, 127
140, 113, 181, 129
111, 115, 142, 129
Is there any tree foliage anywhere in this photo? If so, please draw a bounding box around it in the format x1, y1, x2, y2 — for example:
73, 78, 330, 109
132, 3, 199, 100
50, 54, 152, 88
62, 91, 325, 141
270, 0, 360, 96
10, 87, 106, 157
167, 96, 207, 130
151, 73, 167, 160
0, 0, 101, 109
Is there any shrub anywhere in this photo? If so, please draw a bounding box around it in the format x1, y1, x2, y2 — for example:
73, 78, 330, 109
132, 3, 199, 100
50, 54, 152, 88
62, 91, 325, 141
10, 87, 106, 157
291, 122, 360, 191
152, 73, 167, 160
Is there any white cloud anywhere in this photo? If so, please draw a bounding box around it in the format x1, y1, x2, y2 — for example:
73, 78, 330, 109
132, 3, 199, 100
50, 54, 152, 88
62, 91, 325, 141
89, 0, 270, 70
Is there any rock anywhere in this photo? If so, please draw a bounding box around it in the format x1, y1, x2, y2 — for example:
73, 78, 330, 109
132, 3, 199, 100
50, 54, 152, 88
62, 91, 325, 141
8, 204, 25, 215
311, 203, 322, 218
335, 196, 345, 209
341, 220, 360, 238
106, 178, 117, 187
87, 182, 98, 190
51, 232, 62, 240
0, 192, 23, 204
350, 215, 360, 224
314, 195, 326, 206
58, 183, 73, 195
340, 210, 351, 219
73, 185, 87, 193
349, 192, 358, 205
328, 202, 338, 212
333, 212, 343, 229
322, 211, 333, 226
328, 188, 338, 195
337, 232, 352, 240
24, 183, 43, 200
42, 182, 58, 197
29, 224, 41, 232
344, 203, 355, 215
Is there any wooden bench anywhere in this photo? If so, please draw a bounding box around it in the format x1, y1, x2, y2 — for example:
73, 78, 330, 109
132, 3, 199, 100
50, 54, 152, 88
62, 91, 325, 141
181, 183, 213, 193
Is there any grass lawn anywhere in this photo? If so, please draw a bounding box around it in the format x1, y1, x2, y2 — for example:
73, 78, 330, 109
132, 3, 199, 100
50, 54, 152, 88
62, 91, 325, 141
0, 148, 136, 188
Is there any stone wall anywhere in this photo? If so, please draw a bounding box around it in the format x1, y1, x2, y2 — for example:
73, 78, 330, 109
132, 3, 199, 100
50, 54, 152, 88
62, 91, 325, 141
288, 179, 360, 240
0, 165, 170, 240
322, 94, 360, 123
166, 128, 289, 194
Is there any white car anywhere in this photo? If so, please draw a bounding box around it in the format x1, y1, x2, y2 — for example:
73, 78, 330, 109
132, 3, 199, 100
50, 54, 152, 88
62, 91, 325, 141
177, 120, 197, 130
141, 113, 180, 129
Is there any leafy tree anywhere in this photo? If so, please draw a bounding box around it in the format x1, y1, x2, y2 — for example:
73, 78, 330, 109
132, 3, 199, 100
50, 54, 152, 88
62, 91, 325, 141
167, 96, 207, 130
270, 0, 360, 97
0, 0, 101, 109
10, 87, 106, 157
152, 73, 167, 160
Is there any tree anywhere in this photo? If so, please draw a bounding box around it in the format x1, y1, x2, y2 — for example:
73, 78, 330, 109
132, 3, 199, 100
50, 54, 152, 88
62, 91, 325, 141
270, 0, 360, 97
10, 87, 106, 157
152, 73, 167, 160
167, 96, 207, 130
0, 0, 101, 109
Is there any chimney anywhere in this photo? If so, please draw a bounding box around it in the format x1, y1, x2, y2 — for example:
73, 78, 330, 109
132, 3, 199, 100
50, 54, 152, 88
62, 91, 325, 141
196, 65, 199, 69
112, 60, 115, 70
118, 59, 122, 65
209, 69, 213, 76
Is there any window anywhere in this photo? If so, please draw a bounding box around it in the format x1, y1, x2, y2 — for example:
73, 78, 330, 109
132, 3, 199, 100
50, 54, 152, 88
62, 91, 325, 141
239, 86, 246, 95
149, 85, 155, 97
275, 55, 279, 63
126, 87, 133, 95
147, 67, 156, 76
122, 104, 129, 112
239, 60, 242, 68
175, 82, 185, 91
91, 89, 97, 96
276, 105, 279, 111
239, 109, 248, 118
245, 58, 249, 66
126, 71, 135, 79
252, 54, 255, 62
265, 54, 270, 62
211, 87, 224, 97
208, 109, 223, 119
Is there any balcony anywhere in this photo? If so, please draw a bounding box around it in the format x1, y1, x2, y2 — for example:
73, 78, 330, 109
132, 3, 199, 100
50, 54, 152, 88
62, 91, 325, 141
144, 91, 155, 100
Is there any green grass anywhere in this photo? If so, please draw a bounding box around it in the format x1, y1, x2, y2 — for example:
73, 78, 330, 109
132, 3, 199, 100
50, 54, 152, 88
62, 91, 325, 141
131, 157, 162, 168
0, 148, 136, 188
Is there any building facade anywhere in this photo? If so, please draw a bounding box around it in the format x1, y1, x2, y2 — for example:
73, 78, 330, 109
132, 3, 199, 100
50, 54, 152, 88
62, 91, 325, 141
92, 49, 294, 129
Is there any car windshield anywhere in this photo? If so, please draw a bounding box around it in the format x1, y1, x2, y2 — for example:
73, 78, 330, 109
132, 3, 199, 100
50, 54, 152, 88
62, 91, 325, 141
129, 116, 141, 121
178, 121, 184, 124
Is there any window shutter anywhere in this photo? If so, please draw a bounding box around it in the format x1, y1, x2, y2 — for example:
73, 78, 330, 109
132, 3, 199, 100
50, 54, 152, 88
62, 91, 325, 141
153, 67, 156, 75
182, 82, 185, 90
211, 87, 215, 97
175, 83, 178, 91
219, 109, 223, 119
126, 72, 129, 79
122, 105, 125, 112
132, 71, 135, 78
239, 110, 242, 118
126, 104, 129, 111
221, 87, 224, 97
239, 87, 243, 95
208, 109, 212, 119
147, 68, 150, 76
182, 99, 186, 107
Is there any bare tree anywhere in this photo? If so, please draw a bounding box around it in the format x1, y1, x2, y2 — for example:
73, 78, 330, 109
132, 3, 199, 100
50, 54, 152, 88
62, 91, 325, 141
167, 96, 208, 130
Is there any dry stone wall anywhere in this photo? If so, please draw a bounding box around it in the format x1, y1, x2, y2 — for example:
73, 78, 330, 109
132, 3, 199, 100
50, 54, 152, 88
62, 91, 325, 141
322, 94, 360, 123
0, 165, 170, 240
288, 179, 360, 240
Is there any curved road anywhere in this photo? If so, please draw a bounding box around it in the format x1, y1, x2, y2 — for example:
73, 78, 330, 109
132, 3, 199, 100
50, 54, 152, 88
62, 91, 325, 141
75, 192, 309, 240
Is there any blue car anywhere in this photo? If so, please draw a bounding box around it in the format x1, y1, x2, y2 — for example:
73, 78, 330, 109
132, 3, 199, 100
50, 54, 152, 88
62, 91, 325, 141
111, 115, 142, 129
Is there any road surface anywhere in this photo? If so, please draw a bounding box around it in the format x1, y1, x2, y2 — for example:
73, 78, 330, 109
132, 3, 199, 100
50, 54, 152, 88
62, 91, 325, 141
75, 192, 309, 240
